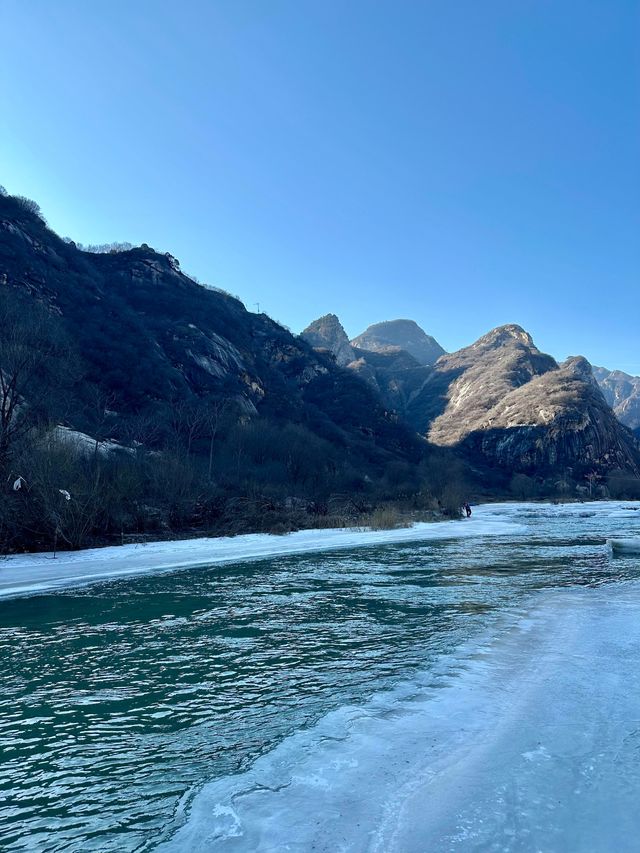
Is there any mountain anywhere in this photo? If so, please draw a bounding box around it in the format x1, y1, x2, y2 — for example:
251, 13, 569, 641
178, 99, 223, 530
351, 319, 445, 365
0, 193, 413, 456
0, 191, 427, 549
2, 188, 639, 554
593, 366, 640, 431
300, 314, 355, 367
406, 325, 640, 478
301, 313, 433, 416
409, 325, 556, 444
299, 313, 640, 484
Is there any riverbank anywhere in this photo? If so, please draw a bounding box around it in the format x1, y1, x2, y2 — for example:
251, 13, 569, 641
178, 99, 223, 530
0, 505, 526, 599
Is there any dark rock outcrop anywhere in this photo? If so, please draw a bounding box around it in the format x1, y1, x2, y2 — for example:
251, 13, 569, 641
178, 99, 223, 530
351, 319, 445, 366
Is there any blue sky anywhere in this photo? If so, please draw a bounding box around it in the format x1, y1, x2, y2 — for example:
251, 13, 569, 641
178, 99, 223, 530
1, 1, 638, 370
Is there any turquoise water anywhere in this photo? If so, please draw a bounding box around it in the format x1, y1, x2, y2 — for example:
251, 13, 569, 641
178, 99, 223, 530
1, 503, 639, 851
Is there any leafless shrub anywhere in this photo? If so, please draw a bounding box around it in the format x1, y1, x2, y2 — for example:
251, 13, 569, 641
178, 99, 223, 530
363, 507, 406, 530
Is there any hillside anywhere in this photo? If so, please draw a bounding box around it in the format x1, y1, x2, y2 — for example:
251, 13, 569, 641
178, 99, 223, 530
0, 192, 432, 550
0, 192, 420, 454
2, 189, 639, 552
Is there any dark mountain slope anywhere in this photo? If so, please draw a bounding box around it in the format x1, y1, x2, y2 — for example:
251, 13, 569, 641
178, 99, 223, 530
349, 347, 432, 416
4, 192, 467, 553
0, 192, 421, 483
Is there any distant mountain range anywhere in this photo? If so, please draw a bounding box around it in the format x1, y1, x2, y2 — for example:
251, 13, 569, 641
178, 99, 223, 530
302, 314, 640, 479
592, 367, 640, 432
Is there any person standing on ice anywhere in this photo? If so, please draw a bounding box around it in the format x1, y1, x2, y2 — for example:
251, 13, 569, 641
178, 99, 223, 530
464, 502, 472, 518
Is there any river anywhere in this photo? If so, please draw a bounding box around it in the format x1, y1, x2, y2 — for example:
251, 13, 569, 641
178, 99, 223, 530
2, 502, 639, 851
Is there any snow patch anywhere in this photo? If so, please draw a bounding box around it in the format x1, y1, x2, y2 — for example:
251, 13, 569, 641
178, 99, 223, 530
53, 426, 132, 457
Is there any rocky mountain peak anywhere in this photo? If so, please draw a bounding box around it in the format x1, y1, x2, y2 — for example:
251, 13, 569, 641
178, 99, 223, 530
431, 324, 555, 380
562, 356, 596, 382
350, 319, 445, 366
300, 314, 355, 367
472, 324, 535, 351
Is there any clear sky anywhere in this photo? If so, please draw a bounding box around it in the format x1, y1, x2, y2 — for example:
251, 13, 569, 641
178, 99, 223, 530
1, 1, 638, 371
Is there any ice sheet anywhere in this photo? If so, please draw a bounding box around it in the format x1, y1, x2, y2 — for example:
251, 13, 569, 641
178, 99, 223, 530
158, 582, 640, 852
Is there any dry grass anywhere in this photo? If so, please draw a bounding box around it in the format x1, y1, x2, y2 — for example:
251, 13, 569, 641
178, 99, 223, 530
362, 507, 407, 530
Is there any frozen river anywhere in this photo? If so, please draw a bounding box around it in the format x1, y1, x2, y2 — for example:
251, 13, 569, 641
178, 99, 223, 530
2, 502, 640, 851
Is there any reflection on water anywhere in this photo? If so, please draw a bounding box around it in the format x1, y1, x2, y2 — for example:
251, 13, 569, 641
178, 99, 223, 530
0, 502, 639, 851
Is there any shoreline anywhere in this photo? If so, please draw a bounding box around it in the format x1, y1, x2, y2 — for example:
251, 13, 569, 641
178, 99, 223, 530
0, 505, 526, 601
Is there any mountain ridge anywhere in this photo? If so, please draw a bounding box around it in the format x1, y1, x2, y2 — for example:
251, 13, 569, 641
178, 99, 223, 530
301, 310, 640, 480
408, 327, 640, 477
0, 190, 432, 550
2, 187, 640, 555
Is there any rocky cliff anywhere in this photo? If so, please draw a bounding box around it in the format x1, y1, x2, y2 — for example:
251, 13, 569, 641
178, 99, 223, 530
351, 319, 445, 365
297, 313, 640, 481
417, 325, 557, 445
300, 314, 355, 366
593, 366, 640, 431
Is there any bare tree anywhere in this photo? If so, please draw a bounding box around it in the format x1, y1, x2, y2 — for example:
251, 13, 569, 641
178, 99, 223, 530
13, 196, 43, 218
203, 398, 234, 480
0, 291, 69, 465
169, 400, 207, 457
585, 471, 600, 497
